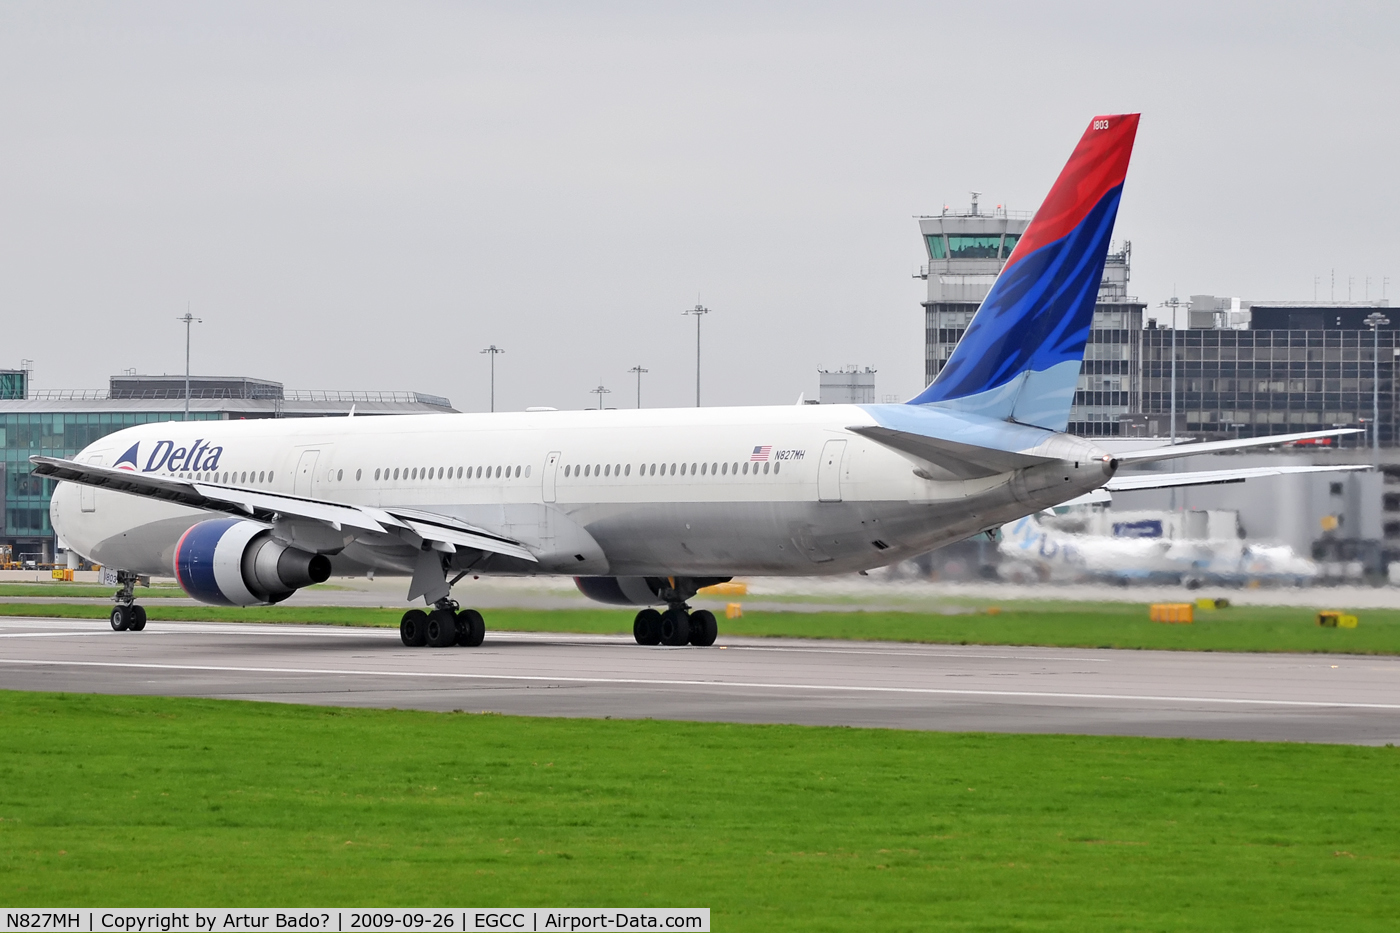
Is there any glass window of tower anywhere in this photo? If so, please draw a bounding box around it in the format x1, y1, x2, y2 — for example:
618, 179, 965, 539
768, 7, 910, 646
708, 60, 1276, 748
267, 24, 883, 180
1000, 233, 1021, 258
925, 235, 946, 259
947, 236, 1000, 259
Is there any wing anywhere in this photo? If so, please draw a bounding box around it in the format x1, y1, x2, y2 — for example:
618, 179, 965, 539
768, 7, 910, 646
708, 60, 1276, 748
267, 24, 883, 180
1113, 428, 1364, 464
29, 455, 536, 563
1106, 463, 1372, 492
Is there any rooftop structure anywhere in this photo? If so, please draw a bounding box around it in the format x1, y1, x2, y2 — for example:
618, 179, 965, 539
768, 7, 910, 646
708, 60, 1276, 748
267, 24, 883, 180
817, 366, 877, 405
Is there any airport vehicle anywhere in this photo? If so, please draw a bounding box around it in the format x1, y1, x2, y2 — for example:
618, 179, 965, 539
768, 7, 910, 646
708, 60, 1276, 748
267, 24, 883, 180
32, 113, 1362, 647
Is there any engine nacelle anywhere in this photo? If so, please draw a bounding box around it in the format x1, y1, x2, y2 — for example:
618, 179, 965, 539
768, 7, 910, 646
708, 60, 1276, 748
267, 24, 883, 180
574, 575, 731, 606
174, 517, 332, 607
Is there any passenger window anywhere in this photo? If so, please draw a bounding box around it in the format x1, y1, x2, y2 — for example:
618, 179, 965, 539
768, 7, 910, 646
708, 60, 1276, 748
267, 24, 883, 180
649, 464, 656, 476
604, 464, 611, 477
774, 462, 780, 474
670, 463, 676, 475
701, 463, 707, 475
624, 464, 631, 476
515, 465, 521, 477
457, 467, 463, 478
733, 462, 739, 474
338, 469, 344, 481
721, 463, 727, 475
691, 462, 697, 474
584, 464, 590, 477
496, 466, 502, 478
743, 463, 749, 475
614, 464, 620, 475
763, 463, 770, 474
525, 465, 531, 477
680, 463, 686, 476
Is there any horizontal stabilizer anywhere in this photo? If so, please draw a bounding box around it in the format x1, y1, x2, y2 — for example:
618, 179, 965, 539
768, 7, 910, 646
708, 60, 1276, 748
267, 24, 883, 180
1114, 428, 1364, 464
1106, 463, 1372, 492
29, 455, 536, 563
846, 424, 1056, 479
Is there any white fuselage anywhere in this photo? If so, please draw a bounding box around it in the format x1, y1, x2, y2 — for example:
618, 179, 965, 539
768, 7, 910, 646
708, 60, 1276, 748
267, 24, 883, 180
50, 404, 1113, 582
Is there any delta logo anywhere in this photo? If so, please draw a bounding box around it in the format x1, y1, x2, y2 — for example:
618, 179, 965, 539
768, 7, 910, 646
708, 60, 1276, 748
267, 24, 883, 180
115, 439, 225, 473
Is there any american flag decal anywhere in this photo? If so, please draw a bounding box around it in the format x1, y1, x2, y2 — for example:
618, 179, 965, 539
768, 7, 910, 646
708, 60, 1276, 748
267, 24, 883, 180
750, 445, 772, 461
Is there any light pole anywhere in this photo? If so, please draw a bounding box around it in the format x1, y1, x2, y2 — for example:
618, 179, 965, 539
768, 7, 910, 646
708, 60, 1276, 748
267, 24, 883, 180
480, 345, 504, 412
176, 310, 202, 422
591, 384, 611, 410
628, 365, 648, 408
1157, 295, 1187, 448
1365, 312, 1390, 453
682, 304, 709, 407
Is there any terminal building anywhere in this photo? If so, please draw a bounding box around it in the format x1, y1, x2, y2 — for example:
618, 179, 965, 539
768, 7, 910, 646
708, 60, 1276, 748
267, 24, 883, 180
1137, 298, 1396, 446
0, 371, 455, 566
917, 196, 1146, 436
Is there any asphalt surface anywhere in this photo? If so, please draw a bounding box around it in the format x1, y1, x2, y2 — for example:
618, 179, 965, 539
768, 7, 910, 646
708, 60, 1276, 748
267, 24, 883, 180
3, 614, 1399, 744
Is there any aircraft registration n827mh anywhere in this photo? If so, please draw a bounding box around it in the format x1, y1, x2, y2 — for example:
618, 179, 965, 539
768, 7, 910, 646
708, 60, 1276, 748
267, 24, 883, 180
33, 113, 1363, 648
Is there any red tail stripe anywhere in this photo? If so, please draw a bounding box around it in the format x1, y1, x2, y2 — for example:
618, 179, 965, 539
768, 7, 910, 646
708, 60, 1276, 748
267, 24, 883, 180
1003, 113, 1140, 271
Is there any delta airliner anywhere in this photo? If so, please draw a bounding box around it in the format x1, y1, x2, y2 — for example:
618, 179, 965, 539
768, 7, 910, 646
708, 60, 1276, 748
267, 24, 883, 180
34, 114, 1362, 648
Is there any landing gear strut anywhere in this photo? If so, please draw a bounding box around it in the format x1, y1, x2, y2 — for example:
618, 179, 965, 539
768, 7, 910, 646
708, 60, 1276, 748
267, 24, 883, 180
400, 598, 486, 648
109, 571, 147, 633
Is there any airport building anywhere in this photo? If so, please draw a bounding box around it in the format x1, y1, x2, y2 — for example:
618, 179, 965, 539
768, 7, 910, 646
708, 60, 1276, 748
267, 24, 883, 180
0, 372, 455, 566
917, 197, 1146, 436
1136, 299, 1397, 446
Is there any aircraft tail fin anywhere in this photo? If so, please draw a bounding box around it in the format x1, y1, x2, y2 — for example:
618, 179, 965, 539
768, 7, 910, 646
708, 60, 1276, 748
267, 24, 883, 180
909, 114, 1140, 431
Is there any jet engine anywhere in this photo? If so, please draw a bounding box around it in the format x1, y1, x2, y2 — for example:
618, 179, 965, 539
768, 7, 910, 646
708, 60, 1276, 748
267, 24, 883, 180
574, 575, 730, 606
174, 517, 332, 607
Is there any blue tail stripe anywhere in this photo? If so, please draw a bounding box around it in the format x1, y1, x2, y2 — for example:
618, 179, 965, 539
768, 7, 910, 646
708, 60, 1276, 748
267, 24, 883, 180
910, 184, 1122, 409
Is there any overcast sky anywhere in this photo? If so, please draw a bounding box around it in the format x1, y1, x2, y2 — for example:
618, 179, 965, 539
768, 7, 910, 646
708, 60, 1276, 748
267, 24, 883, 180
2, 2, 1396, 412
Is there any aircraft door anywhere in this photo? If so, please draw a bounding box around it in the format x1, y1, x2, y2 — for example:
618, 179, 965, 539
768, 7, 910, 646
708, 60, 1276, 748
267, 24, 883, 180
80, 454, 105, 512
542, 451, 561, 503
817, 439, 846, 503
294, 450, 320, 497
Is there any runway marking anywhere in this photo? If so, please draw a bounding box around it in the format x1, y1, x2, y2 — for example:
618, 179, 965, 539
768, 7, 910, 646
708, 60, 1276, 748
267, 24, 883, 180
1, 656, 1397, 710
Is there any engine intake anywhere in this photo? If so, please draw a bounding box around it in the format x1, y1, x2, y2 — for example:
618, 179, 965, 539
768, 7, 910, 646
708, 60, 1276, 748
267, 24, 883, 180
174, 517, 332, 606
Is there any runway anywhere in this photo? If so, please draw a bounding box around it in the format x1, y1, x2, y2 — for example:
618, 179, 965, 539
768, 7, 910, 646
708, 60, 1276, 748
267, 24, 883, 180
2, 614, 1399, 744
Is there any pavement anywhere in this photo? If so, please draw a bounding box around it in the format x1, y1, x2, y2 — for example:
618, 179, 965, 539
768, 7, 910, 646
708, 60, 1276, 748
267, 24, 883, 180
3, 614, 1398, 745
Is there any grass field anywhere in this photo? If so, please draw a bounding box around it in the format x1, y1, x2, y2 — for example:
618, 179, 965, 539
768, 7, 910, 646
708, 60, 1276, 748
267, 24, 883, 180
0, 691, 1396, 929
4, 599, 1400, 654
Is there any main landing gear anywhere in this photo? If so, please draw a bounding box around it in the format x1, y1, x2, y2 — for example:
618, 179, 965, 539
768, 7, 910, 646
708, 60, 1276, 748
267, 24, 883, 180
109, 571, 147, 633
633, 606, 718, 647
400, 598, 486, 648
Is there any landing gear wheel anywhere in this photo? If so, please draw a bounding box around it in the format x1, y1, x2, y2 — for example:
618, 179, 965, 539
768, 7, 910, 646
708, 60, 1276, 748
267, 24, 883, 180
633, 609, 662, 646
455, 609, 486, 648
128, 605, 148, 632
688, 609, 717, 647
659, 608, 691, 647
426, 609, 458, 648
110, 605, 131, 632
400, 609, 428, 647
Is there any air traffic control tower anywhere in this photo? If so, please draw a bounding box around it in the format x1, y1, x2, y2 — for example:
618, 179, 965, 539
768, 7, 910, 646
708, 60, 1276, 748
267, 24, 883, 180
917, 195, 1146, 436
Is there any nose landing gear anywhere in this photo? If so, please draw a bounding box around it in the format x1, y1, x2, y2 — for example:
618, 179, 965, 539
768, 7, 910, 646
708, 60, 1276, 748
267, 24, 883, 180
400, 598, 486, 648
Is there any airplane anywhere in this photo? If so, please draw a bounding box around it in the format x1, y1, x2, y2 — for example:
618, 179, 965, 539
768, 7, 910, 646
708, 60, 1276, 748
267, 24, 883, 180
32, 112, 1364, 648
997, 512, 1319, 587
